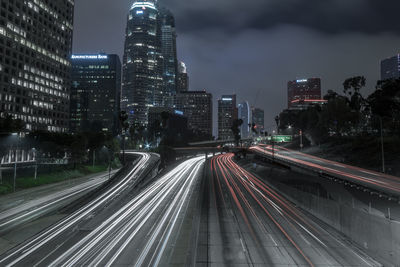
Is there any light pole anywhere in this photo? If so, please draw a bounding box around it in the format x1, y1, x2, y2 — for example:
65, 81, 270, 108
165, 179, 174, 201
272, 131, 275, 162
379, 116, 385, 173
13, 161, 17, 192
300, 130, 303, 151
32, 148, 37, 180
0, 154, 2, 185
11, 133, 19, 192
102, 146, 112, 180
93, 149, 96, 168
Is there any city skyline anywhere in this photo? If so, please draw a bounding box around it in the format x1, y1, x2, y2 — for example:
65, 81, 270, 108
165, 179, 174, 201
73, 0, 400, 129
1, 2, 400, 267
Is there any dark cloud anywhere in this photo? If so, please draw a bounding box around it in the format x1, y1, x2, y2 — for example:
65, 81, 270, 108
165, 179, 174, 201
73, 0, 400, 135
159, 0, 400, 35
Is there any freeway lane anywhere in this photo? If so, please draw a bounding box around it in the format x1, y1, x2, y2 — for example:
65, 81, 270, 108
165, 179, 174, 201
0, 152, 153, 266
251, 145, 400, 197
0, 155, 205, 266
202, 153, 381, 266
0, 170, 118, 233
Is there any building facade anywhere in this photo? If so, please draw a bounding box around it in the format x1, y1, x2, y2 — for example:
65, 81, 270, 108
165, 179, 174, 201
121, 0, 164, 126
381, 55, 400, 80
252, 108, 264, 133
70, 54, 121, 135
287, 78, 321, 109
175, 90, 213, 138
218, 95, 237, 140
238, 101, 251, 139
0, 0, 74, 132
177, 61, 189, 92
160, 8, 178, 99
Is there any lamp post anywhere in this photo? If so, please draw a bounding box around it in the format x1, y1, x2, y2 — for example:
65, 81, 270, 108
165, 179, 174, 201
0, 152, 3, 185
102, 146, 112, 180
93, 149, 96, 168
379, 116, 385, 173
32, 148, 37, 180
11, 133, 19, 192
272, 130, 275, 162
300, 130, 303, 151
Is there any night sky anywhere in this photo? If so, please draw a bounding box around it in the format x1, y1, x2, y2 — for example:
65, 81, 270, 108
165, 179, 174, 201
73, 0, 400, 134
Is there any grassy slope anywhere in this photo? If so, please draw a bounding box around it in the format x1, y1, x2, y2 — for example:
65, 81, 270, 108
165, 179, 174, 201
0, 165, 108, 195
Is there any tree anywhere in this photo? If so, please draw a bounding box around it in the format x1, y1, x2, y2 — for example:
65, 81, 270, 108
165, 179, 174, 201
231, 119, 243, 146
368, 79, 400, 133
324, 90, 339, 101
343, 76, 366, 112
320, 95, 356, 136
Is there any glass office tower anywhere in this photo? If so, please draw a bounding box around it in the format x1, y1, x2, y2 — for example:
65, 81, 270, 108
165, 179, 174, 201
70, 54, 121, 135
121, 0, 164, 126
0, 0, 74, 132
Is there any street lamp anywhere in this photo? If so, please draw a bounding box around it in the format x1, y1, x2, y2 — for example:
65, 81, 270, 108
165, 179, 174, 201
102, 146, 112, 180
271, 131, 275, 161
32, 148, 37, 180
379, 116, 385, 173
300, 130, 303, 151
10, 133, 20, 192
0, 153, 2, 185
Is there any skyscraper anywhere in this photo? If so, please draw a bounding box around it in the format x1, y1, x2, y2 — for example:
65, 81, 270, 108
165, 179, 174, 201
70, 54, 121, 135
252, 108, 265, 133
0, 0, 74, 132
177, 61, 189, 92
381, 54, 400, 80
160, 8, 178, 98
175, 91, 213, 138
287, 78, 322, 109
218, 95, 237, 140
238, 101, 251, 139
122, 0, 164, 126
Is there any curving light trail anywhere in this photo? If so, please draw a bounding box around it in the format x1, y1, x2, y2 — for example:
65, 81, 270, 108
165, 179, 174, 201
0, 152, 151, 266
210, 153, 381, 266
0, 154, 205, 267
251, 145, 400, 195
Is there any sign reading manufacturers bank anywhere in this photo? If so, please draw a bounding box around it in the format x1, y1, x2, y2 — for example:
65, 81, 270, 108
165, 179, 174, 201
71, 55, 108, 60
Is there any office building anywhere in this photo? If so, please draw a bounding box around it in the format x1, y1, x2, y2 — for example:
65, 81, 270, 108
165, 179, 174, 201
252, 108, 264, 133
177, 61, 189, 92
238, 101, 251, 139
70, 54, 121, 135
218, 95, 237, 140
121, 0, 164, 126
0, 0, 74, 132
160, 8, 178, 98
175, 90, 213, 138
287, 78, 322, 109
381, 54, 400, 80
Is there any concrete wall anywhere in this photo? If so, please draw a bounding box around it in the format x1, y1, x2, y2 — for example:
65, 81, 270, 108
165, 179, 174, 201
277, 183, 400, 267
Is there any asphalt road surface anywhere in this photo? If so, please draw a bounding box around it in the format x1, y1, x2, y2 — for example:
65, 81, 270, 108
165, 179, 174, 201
0, 169, 118, 234
197, 153, 381, 266
0, 154, 205, 267
251, 145, 400, 197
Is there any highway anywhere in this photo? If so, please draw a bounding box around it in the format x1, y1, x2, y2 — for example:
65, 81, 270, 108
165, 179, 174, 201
251, 145, 400, 197
200, 153, 381, 266
0, 154, 205, 266
0, 170, 118, 234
